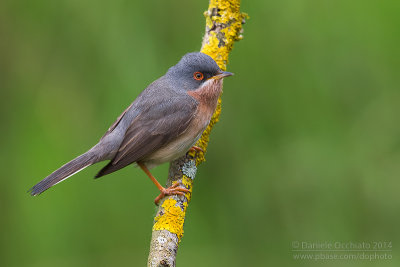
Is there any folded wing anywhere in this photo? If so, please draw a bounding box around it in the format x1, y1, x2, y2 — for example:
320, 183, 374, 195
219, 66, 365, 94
95, 93, 197, 178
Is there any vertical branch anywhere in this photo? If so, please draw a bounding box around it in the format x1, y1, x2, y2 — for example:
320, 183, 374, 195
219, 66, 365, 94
147, 1, 247, 266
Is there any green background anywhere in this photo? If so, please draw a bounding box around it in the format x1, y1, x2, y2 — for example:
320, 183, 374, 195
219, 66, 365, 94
1, 0, 399, 266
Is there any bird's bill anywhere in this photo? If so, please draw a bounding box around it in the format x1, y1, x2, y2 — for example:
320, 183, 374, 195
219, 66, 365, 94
210, 71, 234, 80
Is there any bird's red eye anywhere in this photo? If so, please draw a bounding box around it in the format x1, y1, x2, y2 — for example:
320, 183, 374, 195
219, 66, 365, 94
193, 72, 204, 81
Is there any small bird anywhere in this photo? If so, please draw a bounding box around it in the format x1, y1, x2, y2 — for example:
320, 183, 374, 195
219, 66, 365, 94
29, 52, 233, 204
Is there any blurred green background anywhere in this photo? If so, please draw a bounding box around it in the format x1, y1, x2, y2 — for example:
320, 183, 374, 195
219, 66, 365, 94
1, 0, 399, 266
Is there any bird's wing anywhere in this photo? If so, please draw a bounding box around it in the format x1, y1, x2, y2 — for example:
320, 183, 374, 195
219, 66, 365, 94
100, 102, 134, 140
95, 92, 198, 177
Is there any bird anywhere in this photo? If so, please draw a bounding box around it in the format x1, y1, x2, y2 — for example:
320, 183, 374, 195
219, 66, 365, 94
29, 52, 233, 204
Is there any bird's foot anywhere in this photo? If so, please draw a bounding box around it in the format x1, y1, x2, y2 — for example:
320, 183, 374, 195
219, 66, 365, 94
189, 146, 203, 153
154, 182, 190, 205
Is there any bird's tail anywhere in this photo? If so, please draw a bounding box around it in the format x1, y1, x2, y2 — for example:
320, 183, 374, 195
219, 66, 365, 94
29, 150, 99, 196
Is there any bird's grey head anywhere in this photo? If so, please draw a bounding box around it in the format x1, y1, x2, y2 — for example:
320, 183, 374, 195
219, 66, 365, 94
166, 52, 233, 91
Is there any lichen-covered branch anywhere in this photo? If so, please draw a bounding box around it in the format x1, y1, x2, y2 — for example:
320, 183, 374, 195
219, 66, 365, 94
147, 1, 246, 266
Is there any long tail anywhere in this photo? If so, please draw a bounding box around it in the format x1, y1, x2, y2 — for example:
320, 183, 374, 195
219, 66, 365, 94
29, 150, 99, 196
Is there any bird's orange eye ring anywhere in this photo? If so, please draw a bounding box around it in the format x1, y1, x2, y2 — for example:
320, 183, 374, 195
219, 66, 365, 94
193, 72, 204, 81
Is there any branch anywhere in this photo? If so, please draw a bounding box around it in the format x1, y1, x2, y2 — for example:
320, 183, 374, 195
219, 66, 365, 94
147, 1, 247, 266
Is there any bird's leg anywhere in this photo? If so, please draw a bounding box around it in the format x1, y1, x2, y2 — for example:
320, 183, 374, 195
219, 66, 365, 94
137, 162, 190, 205
189, 146, 203, 153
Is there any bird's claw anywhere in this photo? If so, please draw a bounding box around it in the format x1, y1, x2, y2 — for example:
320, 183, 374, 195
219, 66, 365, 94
189, 146, 203, 153
154, 182, 190, 205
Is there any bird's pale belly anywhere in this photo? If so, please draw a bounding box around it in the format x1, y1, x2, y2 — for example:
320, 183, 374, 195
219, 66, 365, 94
143, 119, 208, 168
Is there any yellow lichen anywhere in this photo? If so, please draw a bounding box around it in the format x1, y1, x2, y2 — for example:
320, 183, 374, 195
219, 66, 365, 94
182, 175, 193, 202
201, 0, 247, 71
153, 198, 187, 241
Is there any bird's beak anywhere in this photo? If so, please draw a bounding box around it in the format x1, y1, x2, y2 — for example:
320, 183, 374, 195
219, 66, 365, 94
210, 71, 234, 80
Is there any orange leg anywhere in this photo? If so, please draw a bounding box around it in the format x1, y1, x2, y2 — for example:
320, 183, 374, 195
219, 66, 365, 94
138, 162, 190, 205
189, 146, 203, 153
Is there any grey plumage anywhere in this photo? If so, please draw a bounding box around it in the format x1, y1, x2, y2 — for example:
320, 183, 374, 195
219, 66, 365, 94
29, 52, 227, 196
95, 84, 198, 178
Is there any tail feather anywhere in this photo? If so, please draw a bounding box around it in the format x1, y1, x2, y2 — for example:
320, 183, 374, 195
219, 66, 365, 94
29, 151, 98, 196
94, 161, 122, 179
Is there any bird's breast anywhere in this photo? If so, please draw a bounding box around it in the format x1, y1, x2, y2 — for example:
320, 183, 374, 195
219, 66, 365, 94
187, 78, 223, 118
